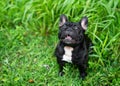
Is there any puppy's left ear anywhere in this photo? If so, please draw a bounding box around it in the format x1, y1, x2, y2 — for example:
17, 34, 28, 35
80, 17, 88, 30
59, 14, 68, 27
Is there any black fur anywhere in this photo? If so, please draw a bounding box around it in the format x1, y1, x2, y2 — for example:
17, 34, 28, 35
55, 14, 92, 79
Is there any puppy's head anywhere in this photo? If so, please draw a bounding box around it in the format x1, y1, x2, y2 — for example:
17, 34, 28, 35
58, 14, 88, 45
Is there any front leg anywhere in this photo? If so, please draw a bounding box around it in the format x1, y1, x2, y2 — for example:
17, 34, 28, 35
78, 64, 87, 79
57, 59, 66, 76
55, 43, 65, 76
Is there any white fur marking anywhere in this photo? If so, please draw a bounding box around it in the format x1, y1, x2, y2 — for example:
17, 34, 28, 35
62, 46, 73, 63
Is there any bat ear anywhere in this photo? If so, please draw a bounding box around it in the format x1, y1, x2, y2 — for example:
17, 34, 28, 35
80, 17, 88, 30
59, 14, 68, 27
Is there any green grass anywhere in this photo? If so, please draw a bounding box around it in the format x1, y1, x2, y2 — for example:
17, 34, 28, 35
0, 0, 120, 85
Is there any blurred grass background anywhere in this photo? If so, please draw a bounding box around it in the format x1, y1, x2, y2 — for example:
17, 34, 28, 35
0, 0, 120, 85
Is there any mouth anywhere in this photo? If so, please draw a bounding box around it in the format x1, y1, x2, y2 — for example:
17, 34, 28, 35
61, 36, 76, 44
65, 35, 72, 40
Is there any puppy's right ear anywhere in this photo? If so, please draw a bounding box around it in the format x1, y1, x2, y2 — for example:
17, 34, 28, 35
59, 14, 68, 27
80, 17, 88, 30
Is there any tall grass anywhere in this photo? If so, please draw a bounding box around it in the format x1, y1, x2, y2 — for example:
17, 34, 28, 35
0, 0, 120, 85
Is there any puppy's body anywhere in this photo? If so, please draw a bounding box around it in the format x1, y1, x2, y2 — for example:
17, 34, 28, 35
55, 14, 92, 79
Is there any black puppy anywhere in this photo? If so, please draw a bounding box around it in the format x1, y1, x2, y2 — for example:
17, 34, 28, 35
55, 14, 92, 79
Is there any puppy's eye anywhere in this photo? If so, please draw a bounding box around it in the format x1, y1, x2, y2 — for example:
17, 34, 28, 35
74, 27, 78, 29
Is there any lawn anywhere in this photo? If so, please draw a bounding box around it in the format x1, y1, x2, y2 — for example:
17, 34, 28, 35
0, 0, 120, 86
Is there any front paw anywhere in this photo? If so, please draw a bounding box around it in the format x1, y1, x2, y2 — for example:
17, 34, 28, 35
80, 72, 87, 80
59, 71, 65, 76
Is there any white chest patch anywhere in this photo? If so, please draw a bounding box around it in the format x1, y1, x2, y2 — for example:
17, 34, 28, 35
62, 46, 73, 63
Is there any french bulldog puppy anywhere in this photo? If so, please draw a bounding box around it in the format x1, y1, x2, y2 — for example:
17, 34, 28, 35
55, 14, 92, 79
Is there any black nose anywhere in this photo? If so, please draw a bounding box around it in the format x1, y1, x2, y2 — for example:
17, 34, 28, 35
67, 34, 70, 36
65, 30, 73, 37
